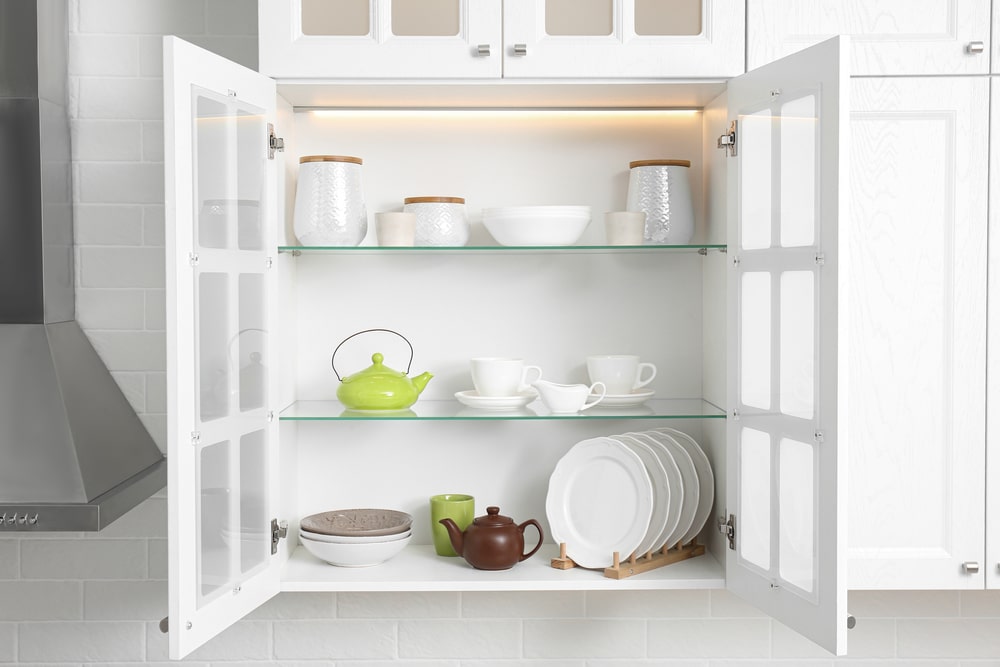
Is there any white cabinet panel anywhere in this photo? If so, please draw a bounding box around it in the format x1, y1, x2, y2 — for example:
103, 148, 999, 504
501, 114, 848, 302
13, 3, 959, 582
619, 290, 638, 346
504, 0, 744, 78
847, 77, 989, 590
258, 0, 503, 79
988, 79, 1000, 589
747, 0, 991, 75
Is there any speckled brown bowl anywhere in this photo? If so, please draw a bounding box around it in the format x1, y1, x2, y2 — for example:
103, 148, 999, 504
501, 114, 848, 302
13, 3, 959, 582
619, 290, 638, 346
300, 508, 413, 537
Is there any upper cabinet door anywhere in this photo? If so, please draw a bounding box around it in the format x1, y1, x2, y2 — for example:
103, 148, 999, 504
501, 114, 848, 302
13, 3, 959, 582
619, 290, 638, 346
747, 0, 991, 75
726, 37, 849, 655
259, 0, 503, 79
988, 79, 1000, 590
503, 0, 744, 78
164, 37, 282, 659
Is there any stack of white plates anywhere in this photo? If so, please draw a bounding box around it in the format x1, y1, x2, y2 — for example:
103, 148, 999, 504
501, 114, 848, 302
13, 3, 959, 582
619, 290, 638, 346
545, 428, 714, 569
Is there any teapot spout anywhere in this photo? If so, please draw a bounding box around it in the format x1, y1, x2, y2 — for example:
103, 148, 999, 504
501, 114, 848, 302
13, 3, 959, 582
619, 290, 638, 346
411, 371, 433, 395
438, 518, 463, 556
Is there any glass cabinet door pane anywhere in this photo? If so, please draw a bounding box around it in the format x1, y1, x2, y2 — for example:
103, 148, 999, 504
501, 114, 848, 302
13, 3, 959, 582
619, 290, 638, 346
301, 0, 370, 36
392, 0, 459, 36
546, 0, 612, 36
779, 437, 815, 594
237, 274, 266, 413
635, 0, 702, 36
199, 273, 229, 422
198, 439, 232, 601
740, 427, 771, 571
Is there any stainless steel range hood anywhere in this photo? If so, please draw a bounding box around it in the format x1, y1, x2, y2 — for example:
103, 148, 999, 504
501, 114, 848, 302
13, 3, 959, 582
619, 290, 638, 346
0, 0, 166, 531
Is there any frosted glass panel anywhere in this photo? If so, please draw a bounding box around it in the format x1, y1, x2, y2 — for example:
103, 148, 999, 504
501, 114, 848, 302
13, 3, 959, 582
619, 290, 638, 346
635, 0, 702, 36
238, 275, 266, 413
239, 430, 268, 575
546, 0, 612, 36
194, 88, 265, 251
740, 427, 771, 570
199, 273, 229, 422
392, 0, 459, 36
740, 109, 772, 250
779, 437, 815, 593
301, 0, 370, 36
741, 272, 771, 410
198, 439, 232, 602
780, 271, 815, 419
779, 94, 818, 248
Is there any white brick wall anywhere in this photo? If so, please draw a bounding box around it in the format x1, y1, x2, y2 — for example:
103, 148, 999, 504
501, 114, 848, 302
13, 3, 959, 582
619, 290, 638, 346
2, 0, 995, 665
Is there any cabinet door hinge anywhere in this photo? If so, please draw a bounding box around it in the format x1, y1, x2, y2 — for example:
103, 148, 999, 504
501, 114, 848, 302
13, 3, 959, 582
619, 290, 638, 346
718, 513, 736, 550
271, 518, 288, 555
717, 120, 737, 157
188, 252, 199, 267
190, 431, 201, 446
268, 123, 285, 160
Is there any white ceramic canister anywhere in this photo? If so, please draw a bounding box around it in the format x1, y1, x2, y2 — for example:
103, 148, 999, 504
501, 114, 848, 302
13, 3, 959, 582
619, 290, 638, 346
293, 155, 367, 246
625, 159, 694, 244
403, 196, 468, 246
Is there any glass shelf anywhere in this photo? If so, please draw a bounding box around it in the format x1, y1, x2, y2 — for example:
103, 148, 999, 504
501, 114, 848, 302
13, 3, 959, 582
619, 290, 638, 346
278, 244, 726, 255
280, 398, 725, 421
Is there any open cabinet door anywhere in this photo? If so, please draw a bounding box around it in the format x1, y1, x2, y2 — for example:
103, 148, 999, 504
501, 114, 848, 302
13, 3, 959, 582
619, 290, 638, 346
164, 37, 281, 659
725, 36, 850, 654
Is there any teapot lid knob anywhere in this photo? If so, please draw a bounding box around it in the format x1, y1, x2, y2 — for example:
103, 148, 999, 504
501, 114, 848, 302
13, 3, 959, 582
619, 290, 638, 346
371, 352, 384, 365
487, 506, 499, 516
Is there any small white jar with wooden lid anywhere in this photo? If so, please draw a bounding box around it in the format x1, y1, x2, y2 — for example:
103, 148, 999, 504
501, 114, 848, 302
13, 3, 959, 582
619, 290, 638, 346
403, 196, 468, 246
293, 155, 367, 246
626, 159, 694, 245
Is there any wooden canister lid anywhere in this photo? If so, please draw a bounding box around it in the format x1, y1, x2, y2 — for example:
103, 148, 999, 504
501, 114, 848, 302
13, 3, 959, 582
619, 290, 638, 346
629, 159, 691, 169
403, 196, 465, 204
299, 155, 363, 165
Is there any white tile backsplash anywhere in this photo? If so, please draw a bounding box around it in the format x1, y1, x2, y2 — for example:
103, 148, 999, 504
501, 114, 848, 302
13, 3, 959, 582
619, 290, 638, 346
0, 0, 979, 665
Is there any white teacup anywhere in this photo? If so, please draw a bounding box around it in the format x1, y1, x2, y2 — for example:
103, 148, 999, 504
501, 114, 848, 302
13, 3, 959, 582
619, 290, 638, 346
532, 379, 606, 414
586, 355, 657, 395
470, 357, 543, 397
375, 211, 417, 246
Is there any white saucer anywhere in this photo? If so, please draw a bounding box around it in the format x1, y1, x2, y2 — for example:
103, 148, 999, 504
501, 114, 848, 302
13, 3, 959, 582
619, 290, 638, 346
455, 389, 537, 410
587, 389, 655, 407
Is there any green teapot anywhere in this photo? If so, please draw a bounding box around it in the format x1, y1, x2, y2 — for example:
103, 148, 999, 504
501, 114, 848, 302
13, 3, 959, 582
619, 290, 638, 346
333, 329, 433, 411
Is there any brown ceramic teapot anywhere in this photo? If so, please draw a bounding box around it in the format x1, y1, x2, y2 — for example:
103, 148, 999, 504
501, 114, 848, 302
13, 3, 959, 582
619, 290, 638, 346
438, 506, 544, 570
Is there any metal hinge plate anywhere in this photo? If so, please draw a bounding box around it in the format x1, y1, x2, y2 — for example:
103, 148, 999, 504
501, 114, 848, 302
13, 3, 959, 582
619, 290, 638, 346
268, 123, 285, 160
271, 518, 288, 555
717, 120, 737, 157
718, 513, 736, 550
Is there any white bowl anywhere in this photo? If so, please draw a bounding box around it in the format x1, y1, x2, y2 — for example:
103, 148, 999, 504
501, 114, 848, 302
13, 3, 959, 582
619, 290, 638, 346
299, 528, 412, 544
482, 206, 591, 246
299, 532, 411, 567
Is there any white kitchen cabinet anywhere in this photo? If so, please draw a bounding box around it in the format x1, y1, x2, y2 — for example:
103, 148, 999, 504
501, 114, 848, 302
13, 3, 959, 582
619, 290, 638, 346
747, 0, 991, 75
164, 36, 848, 659
258, 0, 744, 80
845, 77, 989, 590
988, 79, 1000, 590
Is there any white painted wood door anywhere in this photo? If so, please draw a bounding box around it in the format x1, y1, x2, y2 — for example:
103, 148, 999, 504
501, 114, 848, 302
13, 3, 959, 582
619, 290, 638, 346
846, 77, 989, 590
164, 36, 282, 659
747, 0, 991, 75
726, 36, 849, 655
258, 0, 502, 79
988, 79, 1000, 589
503, 0, 744, 78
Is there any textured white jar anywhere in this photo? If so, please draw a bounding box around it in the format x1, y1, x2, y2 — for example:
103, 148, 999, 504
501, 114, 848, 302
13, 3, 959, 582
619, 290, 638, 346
403, 196, 468, 246
293, 155, 367, 246
625, 159, 694, 244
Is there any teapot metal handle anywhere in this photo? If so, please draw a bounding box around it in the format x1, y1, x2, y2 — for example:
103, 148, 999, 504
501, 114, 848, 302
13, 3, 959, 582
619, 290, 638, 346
331, 328, 414, 381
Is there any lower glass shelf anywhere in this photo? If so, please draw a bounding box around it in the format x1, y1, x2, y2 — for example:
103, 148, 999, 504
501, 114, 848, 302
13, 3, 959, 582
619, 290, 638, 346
279, 398, 726, 421
280, 543, 724, 592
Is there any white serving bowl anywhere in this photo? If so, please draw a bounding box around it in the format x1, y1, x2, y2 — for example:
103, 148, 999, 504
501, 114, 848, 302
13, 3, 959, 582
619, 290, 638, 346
482, 206, 591, 246
299, 532, 411, 567
299, 528, 412, 544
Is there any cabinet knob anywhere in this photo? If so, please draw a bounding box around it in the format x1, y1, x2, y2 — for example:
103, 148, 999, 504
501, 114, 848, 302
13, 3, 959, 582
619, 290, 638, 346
476, 44, 491, 57
963, 561, 980, 574
513, 43, 528, 57
966, 41, 985, 54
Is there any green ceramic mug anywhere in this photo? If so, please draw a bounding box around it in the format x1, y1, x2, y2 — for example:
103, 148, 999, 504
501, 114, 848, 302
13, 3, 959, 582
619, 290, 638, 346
430, 493, 474, 557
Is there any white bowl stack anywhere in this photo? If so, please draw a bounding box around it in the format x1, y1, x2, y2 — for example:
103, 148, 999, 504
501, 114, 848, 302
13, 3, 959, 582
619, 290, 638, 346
482, 206, 591, 246
298, 508, 412, 567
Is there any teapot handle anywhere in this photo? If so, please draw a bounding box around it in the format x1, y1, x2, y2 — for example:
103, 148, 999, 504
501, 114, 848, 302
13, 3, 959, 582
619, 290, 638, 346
331, 328, 414, 381
518, 519, 544, 562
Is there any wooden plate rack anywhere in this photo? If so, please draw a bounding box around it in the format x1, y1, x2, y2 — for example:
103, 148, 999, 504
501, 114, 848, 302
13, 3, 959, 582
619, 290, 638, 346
551, 539, 705, 580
